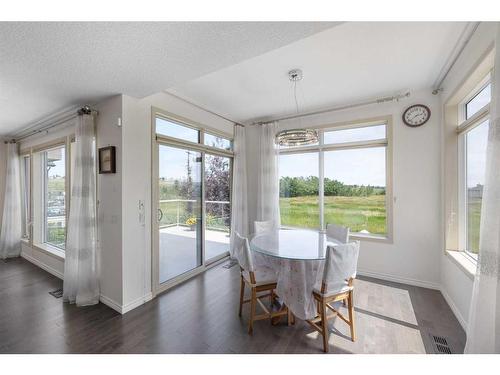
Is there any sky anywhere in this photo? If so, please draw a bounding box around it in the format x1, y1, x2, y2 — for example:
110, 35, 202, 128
279, 147, 386, 187
47, 147, 65, 177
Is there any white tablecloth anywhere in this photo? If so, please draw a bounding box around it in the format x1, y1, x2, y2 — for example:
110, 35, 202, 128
253, 252, 326, 320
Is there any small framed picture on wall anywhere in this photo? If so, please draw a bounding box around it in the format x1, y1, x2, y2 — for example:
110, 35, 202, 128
98, 146, 116, 174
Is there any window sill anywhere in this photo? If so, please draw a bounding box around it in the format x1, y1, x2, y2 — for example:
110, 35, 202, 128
350, 233, 392, 244
33, 243, 65, 261
446, 250, 476, 280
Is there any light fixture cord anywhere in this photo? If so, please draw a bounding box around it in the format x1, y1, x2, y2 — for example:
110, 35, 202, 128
293, 80, 302, 128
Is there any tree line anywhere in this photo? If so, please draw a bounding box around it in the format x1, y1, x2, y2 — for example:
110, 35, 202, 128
279, 176, 385, 197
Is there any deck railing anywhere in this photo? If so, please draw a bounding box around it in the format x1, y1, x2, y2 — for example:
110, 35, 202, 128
158, 199, 230, 231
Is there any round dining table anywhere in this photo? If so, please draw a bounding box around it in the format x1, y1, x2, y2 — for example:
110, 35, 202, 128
249, 229, 341, 320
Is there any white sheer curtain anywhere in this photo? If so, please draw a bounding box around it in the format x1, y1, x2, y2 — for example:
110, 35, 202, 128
63, 114, 99, 306
0, 142, 22, 259
230, 125, 249, 256
465, 24, 500, 353
257, 121, 280, 228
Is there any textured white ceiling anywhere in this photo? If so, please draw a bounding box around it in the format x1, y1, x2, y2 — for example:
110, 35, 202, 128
0, 22, 337, 135
168, 22, 468, 124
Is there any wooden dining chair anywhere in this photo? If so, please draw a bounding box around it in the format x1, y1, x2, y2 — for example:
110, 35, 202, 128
233, 232, 289, 334
253, 220, 276, 235
306, 241, 360, 352
326, 223, 350, 243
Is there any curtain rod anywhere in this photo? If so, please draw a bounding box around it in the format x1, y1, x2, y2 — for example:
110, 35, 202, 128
164, 91, 244, 127
10, 105, 98, 143
432, 22, 480, 95
251, 91, 411, 125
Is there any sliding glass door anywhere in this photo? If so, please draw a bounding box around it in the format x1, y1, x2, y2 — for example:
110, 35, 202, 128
153, 111, 233, 294
157, 144, 203, 284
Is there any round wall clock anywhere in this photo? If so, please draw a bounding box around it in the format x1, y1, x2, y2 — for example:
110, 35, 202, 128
402, 104, 431, 127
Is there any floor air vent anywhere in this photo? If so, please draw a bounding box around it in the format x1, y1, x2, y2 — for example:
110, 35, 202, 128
223, 259, 238, 269
49, 288, 63, 298
431, 334, 452, 354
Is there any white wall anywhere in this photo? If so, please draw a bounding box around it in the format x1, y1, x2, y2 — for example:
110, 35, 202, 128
13, 99, 126, 312
247, 88, 443, 288
439, 22, 496, 330
96, 95, 124, 308
120, 91, 234, 311
0, 141, 7, 231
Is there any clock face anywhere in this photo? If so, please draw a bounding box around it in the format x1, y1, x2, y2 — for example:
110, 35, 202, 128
403, 104, 431, 127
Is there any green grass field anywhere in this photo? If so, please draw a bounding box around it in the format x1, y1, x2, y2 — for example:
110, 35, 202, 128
280, 194, 386, 235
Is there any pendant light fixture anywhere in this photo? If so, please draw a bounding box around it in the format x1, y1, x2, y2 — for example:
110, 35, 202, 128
275, 69, 319, 147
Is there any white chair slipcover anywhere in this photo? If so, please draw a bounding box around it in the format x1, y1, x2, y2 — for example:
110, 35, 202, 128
326, 223, 350, 243
233, 232, 254, 272
314, 241, 360, 296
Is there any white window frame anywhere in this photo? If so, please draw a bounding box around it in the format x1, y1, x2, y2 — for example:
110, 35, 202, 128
278, 116, 393, 242
457, 75, 491, 260
20, 135, 74, 259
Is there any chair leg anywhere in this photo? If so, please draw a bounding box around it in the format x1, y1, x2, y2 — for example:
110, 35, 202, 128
320, 300, 329, 353
238, 276, 245, 317
248, 288, 257, 335
348, 291, 355, 342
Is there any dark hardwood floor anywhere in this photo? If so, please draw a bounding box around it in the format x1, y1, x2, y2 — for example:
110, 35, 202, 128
0, 257, 465, 354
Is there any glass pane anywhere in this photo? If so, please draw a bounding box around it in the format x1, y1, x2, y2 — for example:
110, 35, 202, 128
21, 156, 30, 239
324, 147, 386, 236
466, 83, 491, 120
156, 117, 199, 143
324, 124, 386, 145
204, 133, 232, 150
279, 153, 319, 229
466, 120, 489, 254
205, 154, 231, 260
44, 146, 66, 249
158, 145, 202, 283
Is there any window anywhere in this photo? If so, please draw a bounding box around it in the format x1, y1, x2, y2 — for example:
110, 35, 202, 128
458, 77, 491, 256
324, 147, 386, 235
156, 117, 200, 143
21, 155, 31, 239
280, 152, 319, 229
465, 121, 488, 254
204, 132, 232, 151
279, 121, 390, 238
41, 145, 66, 249
466, 82, 491, 120
324, 124, 386, 144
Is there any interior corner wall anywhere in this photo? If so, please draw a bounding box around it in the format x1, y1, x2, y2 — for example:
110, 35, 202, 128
120, 92, 234, 312
438, 22, 496, 331
247, 88, 443, 289
96, 94, 124, 309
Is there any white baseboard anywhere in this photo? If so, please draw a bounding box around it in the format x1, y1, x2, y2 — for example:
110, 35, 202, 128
99, 294, 123, 314
100, 292, 153, 315
440, 287, 468, 331
21, 251, 64, 280
122, 292, 153, 314
357, 269, 441, 290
